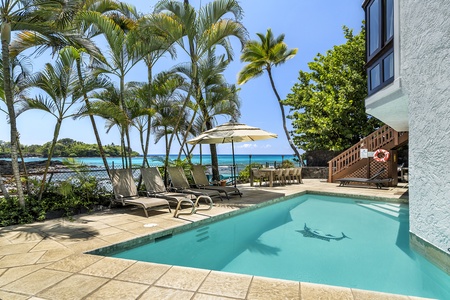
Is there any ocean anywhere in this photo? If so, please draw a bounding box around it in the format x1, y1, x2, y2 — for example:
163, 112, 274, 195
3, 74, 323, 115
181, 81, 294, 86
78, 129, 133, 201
17, 154, 297, 167
16, 154, 299, 176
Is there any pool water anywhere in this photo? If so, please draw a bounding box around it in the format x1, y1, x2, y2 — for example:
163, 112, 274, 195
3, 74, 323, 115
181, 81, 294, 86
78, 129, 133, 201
107, 194, 450, 299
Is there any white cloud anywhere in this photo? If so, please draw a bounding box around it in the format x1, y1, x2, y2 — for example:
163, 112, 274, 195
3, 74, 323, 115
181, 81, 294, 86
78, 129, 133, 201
237, 143, 257, 149
236, 143, 274, 150
261, 144, 273, 149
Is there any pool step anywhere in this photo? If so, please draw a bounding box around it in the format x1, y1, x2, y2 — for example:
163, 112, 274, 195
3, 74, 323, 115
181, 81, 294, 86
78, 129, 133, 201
196, 227, 210, 242
357, 202, 408, 219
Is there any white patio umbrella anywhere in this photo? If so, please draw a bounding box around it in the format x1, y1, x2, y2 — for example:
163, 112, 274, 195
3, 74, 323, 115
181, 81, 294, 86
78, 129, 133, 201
187, 121, 278, 186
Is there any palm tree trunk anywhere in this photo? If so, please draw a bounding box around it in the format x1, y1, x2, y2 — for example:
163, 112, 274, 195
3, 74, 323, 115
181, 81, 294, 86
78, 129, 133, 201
0, 167, 10, 199
177, 108, 197, 159
164, 126, 170, 187
267, 69, 303, 165
125, 128, 132, 168
17, 136, 30, 194
38, 119, 62, 200
205, 118, 220, 181
143, 63, 154, 168
76, 59, 111, 178
143, 118, 152, 168
167, 91, 192, 168
138, 127, 147, 166
2, 35, 25, 206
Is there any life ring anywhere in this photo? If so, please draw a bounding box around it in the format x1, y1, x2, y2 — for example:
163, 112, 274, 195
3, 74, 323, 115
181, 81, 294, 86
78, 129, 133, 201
373, 149, 390, 162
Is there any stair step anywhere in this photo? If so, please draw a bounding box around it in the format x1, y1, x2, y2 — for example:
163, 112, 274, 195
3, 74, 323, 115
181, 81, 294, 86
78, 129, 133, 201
357, 202, 408, 218
371, 202, 408, 213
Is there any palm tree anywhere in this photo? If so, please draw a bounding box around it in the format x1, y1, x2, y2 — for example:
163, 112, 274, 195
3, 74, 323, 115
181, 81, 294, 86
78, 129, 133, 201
143, 71, 186, 183
85, 82, 141, 168
129, 71, 185, 167
1, 0, 52, 205
238, 28, 302, 163
13, 1, 139, 176
0, 55, 33, 195
2, 0, 110, 206
18, 47, 95, 199
150, 0, 248, 180
172, 51, 241, 158
84, 4, 144, 168
152, 95, 189, 186
127, 16, 177, 167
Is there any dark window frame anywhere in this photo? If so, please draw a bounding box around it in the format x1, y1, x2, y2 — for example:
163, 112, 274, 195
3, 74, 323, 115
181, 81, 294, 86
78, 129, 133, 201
364, 0, 394, 95
367, 50, 394, 94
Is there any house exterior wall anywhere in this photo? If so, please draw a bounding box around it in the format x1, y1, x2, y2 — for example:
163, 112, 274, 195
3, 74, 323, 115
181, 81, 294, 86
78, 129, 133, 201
400, 0, 450, 263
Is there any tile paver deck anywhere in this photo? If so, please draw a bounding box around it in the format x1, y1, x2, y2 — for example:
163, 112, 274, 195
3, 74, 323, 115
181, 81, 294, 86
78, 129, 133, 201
0, 179, 428, 300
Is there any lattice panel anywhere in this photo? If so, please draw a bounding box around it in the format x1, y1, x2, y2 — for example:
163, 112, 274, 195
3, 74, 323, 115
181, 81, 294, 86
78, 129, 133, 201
347, 165, 368, 178
345, 161, 389, 179
369, 161, 389, 179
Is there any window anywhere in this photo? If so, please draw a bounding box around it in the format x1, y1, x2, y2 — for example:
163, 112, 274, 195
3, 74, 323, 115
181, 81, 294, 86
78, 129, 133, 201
364, 0, 394, 94
369, 0, 380, 56
370, 64, 381, 90
383, 52, 394, 81
385, 0, 394, 42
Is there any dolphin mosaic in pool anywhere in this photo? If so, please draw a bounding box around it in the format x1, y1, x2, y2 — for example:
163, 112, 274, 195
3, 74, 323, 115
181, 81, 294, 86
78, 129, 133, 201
297, 223, 350, 242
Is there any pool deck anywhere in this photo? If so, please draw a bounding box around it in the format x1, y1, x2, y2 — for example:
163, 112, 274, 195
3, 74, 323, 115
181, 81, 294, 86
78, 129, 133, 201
0, 179, 430, 300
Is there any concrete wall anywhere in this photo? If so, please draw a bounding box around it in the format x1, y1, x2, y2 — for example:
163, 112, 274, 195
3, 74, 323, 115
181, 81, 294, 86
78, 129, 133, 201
400, 1, 450, 255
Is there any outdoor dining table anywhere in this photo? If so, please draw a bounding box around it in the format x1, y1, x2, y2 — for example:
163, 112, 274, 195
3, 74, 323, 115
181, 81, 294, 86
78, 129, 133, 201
250, 168, 277, 187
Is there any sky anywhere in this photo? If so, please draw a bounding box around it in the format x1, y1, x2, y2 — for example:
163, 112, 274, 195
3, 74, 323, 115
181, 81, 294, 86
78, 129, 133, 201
0, 0, 364, 156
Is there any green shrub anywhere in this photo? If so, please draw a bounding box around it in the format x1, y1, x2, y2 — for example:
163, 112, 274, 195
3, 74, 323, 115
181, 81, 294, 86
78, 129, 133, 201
238, 163, 264, 183
280, 160, 295, 168
0, 196, 45, 227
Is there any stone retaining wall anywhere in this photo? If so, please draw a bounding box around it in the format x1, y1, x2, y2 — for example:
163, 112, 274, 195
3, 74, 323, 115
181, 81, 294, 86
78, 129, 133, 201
302, 167, 328, 179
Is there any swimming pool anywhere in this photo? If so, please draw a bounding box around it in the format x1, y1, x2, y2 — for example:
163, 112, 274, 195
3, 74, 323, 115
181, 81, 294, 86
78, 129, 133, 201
93, 194, 450, 299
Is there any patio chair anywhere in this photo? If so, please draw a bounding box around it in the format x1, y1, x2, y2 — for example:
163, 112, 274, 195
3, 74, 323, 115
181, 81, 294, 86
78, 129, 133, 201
292, 167, 303, 184
336, 168, 393, 189
251, 168, 268, 186
167, 166, 223, 201
140, 167, 213, 217
190, 165, 242, 200
110, 169, 171, 217
273, 168, 284, 186
281, 168, 291, 185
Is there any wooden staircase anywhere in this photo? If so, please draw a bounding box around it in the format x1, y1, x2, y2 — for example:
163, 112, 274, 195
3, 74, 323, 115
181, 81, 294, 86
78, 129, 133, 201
328, 125, 408, 184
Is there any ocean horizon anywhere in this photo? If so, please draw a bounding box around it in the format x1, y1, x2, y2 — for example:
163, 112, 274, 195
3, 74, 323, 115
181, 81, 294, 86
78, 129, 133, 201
9, 154, 299, 168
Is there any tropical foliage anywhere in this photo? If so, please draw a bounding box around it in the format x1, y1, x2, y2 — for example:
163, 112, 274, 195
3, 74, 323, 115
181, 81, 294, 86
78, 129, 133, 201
284, 26, 382, 152
0, 0, 246, 204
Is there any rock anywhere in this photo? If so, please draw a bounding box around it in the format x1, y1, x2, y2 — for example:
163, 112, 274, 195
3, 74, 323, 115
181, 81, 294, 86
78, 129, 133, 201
0, 159, 64, 175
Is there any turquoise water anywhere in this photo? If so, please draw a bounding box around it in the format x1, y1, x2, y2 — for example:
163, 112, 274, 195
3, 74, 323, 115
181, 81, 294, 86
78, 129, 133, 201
17, 154, 297, 168
108, 194, 450, 299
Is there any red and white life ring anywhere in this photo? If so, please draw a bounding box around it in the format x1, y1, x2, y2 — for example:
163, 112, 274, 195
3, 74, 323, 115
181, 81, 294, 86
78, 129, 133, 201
373, 149, 390, 162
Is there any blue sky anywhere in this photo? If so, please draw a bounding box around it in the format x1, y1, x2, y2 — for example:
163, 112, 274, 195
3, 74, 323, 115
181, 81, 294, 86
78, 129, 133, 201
0, 0, 364, 155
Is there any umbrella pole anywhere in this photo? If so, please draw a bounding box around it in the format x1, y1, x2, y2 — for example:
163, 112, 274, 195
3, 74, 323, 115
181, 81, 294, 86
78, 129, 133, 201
232, 140, 236, 188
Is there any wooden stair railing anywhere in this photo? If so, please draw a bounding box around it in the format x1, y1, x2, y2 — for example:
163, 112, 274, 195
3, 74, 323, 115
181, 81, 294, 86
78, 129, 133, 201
328, 125, 408, 182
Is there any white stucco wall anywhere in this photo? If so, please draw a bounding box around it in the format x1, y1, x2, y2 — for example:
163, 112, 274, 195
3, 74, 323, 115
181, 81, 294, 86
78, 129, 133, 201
400, 0, 450, 253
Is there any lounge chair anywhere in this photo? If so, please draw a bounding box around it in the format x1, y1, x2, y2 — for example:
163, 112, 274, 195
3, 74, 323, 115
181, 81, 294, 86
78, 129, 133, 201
140, 167, 196, 205
336, 168, 393, 189
167, 166, 223, 201
110, 169, 171, 217
140, 167, 213, 217
190, 165, 242, 200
